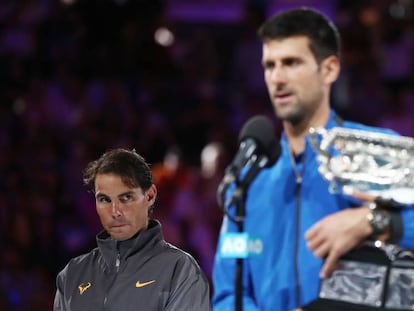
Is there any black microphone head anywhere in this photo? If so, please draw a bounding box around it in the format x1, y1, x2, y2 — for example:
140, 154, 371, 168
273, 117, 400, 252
238, 115, 281, 167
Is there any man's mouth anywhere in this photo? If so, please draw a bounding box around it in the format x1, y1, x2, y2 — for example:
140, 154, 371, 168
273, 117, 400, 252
111, 223, 127, 229
275, 92, 293, 104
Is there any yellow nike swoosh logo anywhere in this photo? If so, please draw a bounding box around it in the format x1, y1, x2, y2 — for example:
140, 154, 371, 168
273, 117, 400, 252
136, 280, 156, 288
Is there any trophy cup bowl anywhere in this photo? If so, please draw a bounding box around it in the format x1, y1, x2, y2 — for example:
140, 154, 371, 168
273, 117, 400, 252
308, 127, 414, 310
309, 127, 414, 204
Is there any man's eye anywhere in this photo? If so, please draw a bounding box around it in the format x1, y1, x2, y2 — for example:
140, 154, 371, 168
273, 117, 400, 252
263, 62, 274, 70
97, 196, 111, 203
285, 59, 299, 66
119, 194, 132, 203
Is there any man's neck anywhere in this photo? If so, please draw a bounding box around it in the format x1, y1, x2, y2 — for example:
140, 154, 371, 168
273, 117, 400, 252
284, 106, 330, 155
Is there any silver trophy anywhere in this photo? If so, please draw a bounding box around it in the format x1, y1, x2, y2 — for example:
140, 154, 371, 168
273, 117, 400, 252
309, 126, 414, 204
309, 127, 414, 310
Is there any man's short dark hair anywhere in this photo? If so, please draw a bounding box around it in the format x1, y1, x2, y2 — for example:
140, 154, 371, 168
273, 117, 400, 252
257, 7, 340, 63
83, 148, 153, 192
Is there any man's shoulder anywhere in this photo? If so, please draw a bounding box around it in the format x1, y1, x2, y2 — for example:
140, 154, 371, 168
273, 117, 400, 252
66, 247, 99, 267
56, 248, 100, 281
160, 241, 196, 260
158, 241, 204, 270
342, 120, 399, 136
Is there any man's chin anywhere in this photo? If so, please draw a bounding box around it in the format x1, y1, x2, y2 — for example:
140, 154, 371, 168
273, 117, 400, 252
276, 109, 303, 125
109, 227, 133, 241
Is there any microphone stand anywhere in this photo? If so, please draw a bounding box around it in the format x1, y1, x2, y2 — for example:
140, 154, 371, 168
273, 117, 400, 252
230, 180, 247, 311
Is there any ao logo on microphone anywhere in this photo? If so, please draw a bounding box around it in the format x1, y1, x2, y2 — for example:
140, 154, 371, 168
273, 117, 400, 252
219, 233, 263, 258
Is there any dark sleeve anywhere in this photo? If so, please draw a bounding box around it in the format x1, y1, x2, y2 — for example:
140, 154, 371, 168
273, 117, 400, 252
53, 265, 68, 311
164, 254, 211, 311
389, 211, 403, 244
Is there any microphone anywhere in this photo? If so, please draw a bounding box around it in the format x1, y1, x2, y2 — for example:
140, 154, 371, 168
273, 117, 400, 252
217, 115, 281, 208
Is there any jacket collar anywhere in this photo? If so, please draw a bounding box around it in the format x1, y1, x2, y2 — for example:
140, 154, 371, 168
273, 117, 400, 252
96, 219, 164, 271
280, 109, 341, 150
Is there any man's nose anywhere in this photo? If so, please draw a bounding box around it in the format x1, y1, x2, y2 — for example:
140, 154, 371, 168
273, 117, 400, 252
111, 201, 122, 218
269, 67, 287, 83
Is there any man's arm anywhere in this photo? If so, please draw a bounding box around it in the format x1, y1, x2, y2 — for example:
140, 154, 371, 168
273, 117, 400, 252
305, 194, 414, 278
53, 268, 68, 311
53, 288, 66, 311
164, 255, 211, 311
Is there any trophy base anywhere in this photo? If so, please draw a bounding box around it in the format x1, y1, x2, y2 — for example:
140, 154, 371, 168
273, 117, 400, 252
309, 246, 414, 310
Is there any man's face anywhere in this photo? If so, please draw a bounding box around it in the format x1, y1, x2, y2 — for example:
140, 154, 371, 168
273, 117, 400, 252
262, 35, 326, 124
94, 173, 156, 240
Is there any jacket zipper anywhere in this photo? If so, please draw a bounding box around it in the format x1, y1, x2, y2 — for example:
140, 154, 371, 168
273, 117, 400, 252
294, 178, 302, 308
116, 252, 120, 272
289, 149, 304, 309
104, 246, 121, 308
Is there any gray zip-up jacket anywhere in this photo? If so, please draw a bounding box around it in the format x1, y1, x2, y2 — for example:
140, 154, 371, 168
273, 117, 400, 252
54, 219, 211, 311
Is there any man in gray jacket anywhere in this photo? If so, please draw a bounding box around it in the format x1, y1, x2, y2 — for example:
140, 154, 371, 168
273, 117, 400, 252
54, 148, 210, 311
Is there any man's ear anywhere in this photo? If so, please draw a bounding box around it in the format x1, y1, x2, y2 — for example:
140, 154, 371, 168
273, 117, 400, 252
321, 55, 340, 85
146, 184, 157, 204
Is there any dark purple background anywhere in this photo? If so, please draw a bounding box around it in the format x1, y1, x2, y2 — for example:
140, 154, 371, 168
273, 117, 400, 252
1, 0, 414, 309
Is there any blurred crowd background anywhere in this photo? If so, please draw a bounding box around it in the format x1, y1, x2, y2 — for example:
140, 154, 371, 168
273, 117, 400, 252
1, 0, 414, 309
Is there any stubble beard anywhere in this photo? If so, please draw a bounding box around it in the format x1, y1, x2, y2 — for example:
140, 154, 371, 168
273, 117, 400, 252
274, 102, 306, 126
